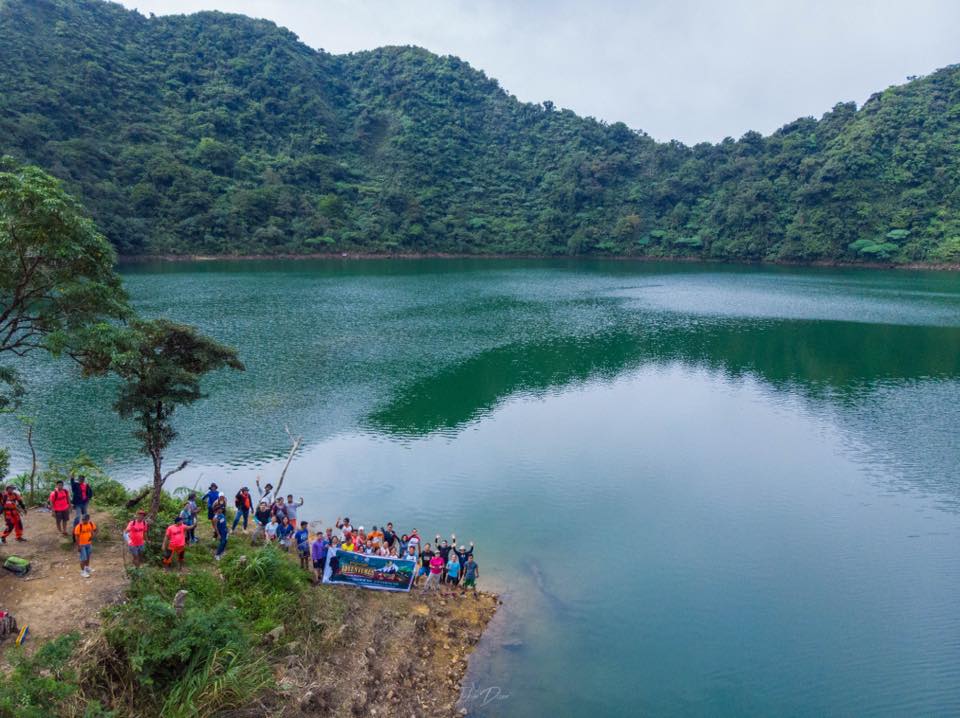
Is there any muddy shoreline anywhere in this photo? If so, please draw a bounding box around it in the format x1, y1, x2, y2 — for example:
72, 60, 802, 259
117, 252, 960, 272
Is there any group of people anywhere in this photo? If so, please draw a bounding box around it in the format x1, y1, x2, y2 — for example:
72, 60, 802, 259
310, 518, 481, 595
14, 474, 482, 594
0, 477, 98, 577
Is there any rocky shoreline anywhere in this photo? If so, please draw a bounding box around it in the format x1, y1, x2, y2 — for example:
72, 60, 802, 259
261, 587, 500, 717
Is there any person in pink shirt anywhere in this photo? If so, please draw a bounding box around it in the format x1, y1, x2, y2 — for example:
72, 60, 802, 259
162, 515, 187, 571
125, 510, 149, 567
424, 551, 445, 592
48, 480, 72, 536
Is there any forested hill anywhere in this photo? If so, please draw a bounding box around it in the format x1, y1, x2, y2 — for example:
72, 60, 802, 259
2, 0, 959, 263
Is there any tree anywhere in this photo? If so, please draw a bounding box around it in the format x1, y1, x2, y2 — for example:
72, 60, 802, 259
0, 158, 130, 360
93, 320, 244, 521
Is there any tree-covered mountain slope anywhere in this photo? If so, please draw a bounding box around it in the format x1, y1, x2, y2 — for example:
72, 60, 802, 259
1, 0, 958, 262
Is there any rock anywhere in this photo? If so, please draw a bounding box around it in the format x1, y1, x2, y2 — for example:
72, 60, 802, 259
459, 709, 468, 716
365, 646, 376, 657
173, 589, 188, 615
265, 625, 285, 643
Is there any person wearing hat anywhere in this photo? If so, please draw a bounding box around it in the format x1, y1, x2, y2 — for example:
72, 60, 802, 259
125, 510, 149, 568
213, 505, 229, 561
255, 476, 275, 506
163, 515, 187, 571
201, 483, 223, 537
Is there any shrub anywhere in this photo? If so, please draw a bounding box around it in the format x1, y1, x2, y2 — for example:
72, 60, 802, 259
0, 634, 79, 718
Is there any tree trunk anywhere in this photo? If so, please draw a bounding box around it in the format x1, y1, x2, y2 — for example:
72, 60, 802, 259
149, 448, 163, 523
26, 423, 36, 503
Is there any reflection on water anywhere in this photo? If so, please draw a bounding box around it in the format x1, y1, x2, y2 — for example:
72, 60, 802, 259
368, 319, 960, 438
3, 259, 960, 717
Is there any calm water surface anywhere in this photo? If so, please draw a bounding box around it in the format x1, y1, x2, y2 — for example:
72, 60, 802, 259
6, 259, 960, 716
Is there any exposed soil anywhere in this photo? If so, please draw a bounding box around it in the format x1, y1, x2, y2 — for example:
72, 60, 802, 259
0, 506, 127, 652
265, 587, 500, 718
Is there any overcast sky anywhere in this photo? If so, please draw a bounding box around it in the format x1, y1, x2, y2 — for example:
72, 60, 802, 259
116, 0, 960, 145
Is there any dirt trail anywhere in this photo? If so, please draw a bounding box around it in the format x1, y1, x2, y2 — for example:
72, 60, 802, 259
0, 506, 127, 649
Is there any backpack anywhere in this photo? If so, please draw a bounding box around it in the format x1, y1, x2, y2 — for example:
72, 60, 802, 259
234, 491, 244, 509
3, 556, 30, 576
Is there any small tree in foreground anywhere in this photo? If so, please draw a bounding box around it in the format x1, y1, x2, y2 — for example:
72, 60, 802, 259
88, 319, 244, 521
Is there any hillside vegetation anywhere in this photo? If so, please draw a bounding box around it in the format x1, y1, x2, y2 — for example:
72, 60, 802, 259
1, 0, 959, 263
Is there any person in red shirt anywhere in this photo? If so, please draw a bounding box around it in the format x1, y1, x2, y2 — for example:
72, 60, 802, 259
162, 515, 187, 571
1, 485, 26, 543
48, 480, 72, 536
125, 510, 149, 567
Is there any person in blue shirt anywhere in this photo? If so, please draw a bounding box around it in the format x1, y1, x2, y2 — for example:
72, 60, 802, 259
295, 521, 310, 570
276, 515, 295, 552
213, 505, 228, 561
201, 483, 223, 538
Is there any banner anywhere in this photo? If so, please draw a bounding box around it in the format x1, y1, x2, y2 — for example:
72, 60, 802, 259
322, 548, 417, 592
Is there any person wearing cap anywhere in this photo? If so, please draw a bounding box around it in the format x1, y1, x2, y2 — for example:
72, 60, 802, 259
163, 515, 187, 571
232, 486, 253, 532
201, 483, 223, 537
213, 505, 229, 561
255, 476, 274, 505
74, 513, 97, 578
125, 510, 149, 567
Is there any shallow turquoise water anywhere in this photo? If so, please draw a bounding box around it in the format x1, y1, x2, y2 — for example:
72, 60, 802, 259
5, 259, 960, 716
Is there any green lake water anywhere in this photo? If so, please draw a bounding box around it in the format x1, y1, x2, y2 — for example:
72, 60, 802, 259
5, 259, 960, 716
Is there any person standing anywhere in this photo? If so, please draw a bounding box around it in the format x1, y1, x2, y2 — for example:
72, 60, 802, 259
417, 543, 435, 589
311, 531, 328, 584
163, 515, 187, 571
255, 476, 274, 506
446, 551, 461, 587
48, 480, 71, 536
179, 501, 197, 544
201, 483, 223, 537
70, 474, 93, 525
125, 510, 149, 567
232, 487, 252, 532
382, 522, 398, 550
284, 495, 304, 524
425, 551, 444, 592
73, 513, 97, 577
1, 485, 27, 543
213, 506, 228, 561
295, 521, 310, 570
461, 555, 479, 596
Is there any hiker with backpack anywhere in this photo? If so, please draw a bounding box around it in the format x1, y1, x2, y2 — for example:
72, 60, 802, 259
232, 486, 252, 532
74, 513, 97, 578
70, 474, 94, 525
1, 485, 26, 543
48, 480, 72, 536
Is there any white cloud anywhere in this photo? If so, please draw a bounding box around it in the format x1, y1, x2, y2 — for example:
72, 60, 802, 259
116, 0, 960, 144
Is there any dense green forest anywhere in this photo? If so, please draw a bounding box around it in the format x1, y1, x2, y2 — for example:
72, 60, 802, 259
1, 0, 959, 263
